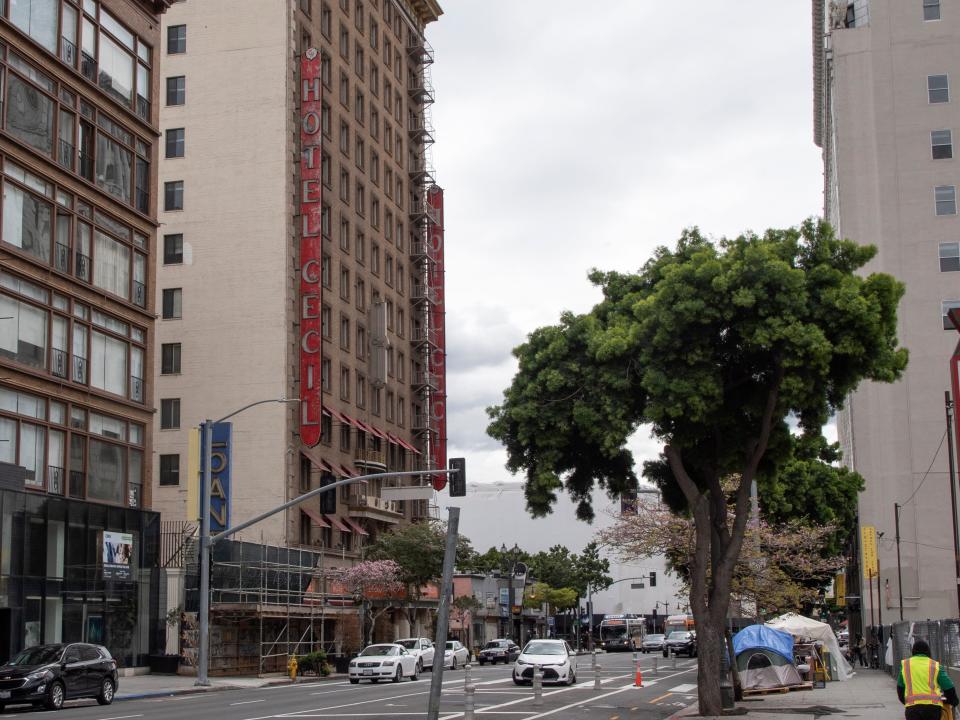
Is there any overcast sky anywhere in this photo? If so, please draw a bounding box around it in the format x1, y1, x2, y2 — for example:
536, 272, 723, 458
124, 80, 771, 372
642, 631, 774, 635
428, 2, 827, 505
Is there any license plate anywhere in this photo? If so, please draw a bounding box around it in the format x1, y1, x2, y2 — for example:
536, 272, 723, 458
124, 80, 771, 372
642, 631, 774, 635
362, 669, 373, 675
0, 691, 10, 699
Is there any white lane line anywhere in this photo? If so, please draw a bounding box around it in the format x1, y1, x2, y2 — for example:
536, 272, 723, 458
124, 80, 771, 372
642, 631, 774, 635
669, 683, 696, 693
266, 689, 431, 715
231, 699, 267, 706
96, 715, 144, 720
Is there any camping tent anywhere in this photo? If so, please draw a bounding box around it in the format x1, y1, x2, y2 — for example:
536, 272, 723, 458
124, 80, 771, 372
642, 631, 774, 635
733, 624, 804, 690
766, 612, 854, 681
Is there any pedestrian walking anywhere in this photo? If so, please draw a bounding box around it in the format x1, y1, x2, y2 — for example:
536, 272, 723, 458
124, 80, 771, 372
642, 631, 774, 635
855, 634, 867, 667
897, 639, 959, 720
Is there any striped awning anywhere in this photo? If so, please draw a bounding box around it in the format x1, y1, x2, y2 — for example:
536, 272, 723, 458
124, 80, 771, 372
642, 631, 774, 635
343, 517, 369, 536
301, 507, 330, 528
301, 447, 334, 473
326, 515, 351, 532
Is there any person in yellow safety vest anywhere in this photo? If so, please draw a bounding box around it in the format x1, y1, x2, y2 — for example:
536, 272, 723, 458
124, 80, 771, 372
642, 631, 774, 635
897, 640, 959, 720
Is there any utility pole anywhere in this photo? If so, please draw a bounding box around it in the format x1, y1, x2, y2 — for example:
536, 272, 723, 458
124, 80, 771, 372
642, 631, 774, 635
946, 391, 960, 616
894, 503, 904, 621
427, 506, 460, 720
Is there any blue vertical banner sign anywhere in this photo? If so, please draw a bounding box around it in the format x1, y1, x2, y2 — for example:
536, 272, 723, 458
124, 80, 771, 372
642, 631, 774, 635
201, 422, 232, 533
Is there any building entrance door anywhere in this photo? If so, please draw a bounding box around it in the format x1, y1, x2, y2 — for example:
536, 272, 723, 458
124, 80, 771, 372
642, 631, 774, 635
0, 609, 10, 663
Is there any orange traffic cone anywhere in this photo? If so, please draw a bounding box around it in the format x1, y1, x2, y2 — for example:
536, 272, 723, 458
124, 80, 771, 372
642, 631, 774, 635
634, 661, 643, 687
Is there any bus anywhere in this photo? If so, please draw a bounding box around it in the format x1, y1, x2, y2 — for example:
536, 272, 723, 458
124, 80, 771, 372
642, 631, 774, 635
599, 614, 645, 652
665, 614, 695, 636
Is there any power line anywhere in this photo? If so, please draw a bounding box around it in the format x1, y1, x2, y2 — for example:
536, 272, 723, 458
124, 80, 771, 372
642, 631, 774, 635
900, 429, 947, 507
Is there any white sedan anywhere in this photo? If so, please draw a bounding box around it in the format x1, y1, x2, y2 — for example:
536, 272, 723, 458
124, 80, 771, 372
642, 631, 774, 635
348, 644, 419, 683
444, 640, 470, 669
512, 639, 578, 686
395, 637, 435, 671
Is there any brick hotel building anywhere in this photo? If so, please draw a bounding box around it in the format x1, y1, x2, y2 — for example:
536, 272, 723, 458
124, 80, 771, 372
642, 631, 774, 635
0, 0, 168, 665
153, 0, 446, 671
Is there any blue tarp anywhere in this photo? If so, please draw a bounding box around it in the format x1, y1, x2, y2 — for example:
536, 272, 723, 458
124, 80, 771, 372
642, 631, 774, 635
733, 624, 794, 663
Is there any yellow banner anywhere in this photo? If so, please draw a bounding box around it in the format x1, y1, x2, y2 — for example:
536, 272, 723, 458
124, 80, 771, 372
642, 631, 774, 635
186, 427, 200, 522
861, 525, 879, 577
834, 573, 846, 607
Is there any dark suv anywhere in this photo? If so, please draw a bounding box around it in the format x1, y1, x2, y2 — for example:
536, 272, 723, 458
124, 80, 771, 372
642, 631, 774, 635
0, 643, 118, 711
478, 639, 520, 665
663, 631, 697, 658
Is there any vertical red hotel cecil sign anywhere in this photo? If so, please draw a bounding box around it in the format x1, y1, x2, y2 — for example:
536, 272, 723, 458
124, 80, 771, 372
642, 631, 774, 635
427, 187, 447, 489
300, 48, 324, 446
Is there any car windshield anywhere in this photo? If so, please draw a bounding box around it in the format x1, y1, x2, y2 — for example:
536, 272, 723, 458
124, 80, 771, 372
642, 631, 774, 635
8, 646, 63, 666
523, 642, 565, 656
646, 634, 665, 642
484, 641, 506, 649
669, 632, 692, 640
360, 645, 398, 657
396, 640, 419, 650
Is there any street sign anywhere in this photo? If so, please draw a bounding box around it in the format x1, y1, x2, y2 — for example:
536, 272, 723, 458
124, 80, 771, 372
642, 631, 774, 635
630, 583, 645, 589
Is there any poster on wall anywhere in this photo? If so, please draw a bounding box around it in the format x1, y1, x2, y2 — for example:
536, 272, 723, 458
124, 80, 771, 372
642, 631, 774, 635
102, 531, 133, 580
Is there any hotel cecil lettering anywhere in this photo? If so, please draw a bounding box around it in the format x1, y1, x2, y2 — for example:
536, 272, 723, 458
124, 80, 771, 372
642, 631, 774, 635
300, 48, 324, 446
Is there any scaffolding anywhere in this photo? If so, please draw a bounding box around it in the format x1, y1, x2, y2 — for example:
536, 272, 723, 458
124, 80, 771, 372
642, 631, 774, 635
184, 539, 362, 675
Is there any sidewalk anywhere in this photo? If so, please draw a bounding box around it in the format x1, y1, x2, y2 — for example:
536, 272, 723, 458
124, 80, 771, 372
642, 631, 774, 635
673, 668, 903, 720
114, 672, 345, 700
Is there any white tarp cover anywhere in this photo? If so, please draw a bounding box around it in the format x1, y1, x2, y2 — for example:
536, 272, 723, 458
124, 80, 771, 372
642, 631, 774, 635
766, 612, 854, 681
738, 651, 804, 689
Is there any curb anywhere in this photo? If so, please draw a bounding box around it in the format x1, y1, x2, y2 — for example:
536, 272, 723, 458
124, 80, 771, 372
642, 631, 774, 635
115, 675, 350, 701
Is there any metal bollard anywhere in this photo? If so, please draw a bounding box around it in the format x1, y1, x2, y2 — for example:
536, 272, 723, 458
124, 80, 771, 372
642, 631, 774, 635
533, 665, 544, 707
593, 651, 602, 690
652, 655, 658, 674
463, 663, 476, 720
671, 648, 677, 670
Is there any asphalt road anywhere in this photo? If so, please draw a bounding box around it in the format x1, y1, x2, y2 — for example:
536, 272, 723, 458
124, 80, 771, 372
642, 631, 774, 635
0, 653, 699, 720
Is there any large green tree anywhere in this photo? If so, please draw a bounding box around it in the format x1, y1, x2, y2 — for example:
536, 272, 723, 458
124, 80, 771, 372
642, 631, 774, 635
487, 220, 906, 714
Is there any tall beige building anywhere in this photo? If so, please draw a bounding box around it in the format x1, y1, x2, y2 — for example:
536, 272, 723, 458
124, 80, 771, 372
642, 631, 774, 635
815, 0, 960, 623
152, 0, 445, 670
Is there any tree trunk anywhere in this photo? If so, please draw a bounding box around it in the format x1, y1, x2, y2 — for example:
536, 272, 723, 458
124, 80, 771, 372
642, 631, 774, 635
694, 612, 725, 716
725, 628, 743, 702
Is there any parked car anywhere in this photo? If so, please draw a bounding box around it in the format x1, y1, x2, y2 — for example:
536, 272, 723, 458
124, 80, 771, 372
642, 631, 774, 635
512, 639, 578, 686
663, 631, 697, 658
641, 633, 666, 653
395, 637, 435, 671
478, 639, 520, 665
348, 644, 419, 684
0, 643, 118, 711
444, 641, 469, 669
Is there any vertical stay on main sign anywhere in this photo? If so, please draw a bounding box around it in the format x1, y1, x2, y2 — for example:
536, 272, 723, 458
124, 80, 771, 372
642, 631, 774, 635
300, 48, 324, 446
427, 186, 447, 490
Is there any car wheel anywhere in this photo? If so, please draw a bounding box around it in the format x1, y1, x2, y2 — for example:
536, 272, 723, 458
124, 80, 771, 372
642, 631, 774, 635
45, 681, 65, 711
513, 676, 524, 686
349, 679, 359, 684
479, 659, 485, 666
568, 669, 577, 685
410, 664, 419, 681
392, 666, 402, 683
452, 657, 458, 670
97, 677, 115, 705
417, 659, 423, 674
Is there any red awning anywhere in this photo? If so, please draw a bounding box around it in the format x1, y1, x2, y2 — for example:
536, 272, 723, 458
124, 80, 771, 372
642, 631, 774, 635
340, 412, 363, 429
354, 419, 374, 434
324, 406, 350, 424
386, 433, 400, 445
396, 436, 421, 455
301, 507, 330, 528
301, 447, 334, 473
326, 515, 351, 532
366, 424, 388, 440
343, 517, 369, 536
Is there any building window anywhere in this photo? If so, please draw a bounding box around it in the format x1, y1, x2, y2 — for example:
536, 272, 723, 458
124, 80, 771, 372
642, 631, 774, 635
945, 300, 960, 329
165, 128, 185, 158
322, 356, 331, 391
936, 185, 957, 215
941, 242, 960, 271
340, 366, 351, 401
299, 511, 312, 545
166, 75, 186, 105
924, 0, 942, 21
340, 314, 351, 350
356, 374, 366, 408
159, 454, 180, 485
932, 129, 953, 159
164, 181, 184, 210
160, 398, 180, 429
321, 305, 331, 338
168, 24, 186, 53
161, 343, 181, 374
340, 421, 351, 451
164, 234, 183, 264
929, 74, 950, 103
357, 325, 366, 359
299, 0, 312, 17
340, 265, 350, 301
162, 288, 182, 319
321, 3, 332, 37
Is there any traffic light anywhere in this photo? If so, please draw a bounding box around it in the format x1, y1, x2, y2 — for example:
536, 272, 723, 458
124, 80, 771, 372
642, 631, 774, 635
449, 457, 466, 496
649, 571, 657, 587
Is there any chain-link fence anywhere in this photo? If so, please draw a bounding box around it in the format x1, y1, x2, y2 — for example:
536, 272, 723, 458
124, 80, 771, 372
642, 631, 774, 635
888, 620, 960, 676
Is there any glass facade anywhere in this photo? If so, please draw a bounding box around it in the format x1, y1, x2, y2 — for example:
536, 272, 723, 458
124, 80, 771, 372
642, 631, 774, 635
0, 488, 160, 667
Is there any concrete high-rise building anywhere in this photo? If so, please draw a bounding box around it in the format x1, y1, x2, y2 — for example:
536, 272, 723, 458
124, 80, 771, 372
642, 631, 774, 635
0, 0, 168, 664
153, 0, 445, 671
815, 0, 960, 623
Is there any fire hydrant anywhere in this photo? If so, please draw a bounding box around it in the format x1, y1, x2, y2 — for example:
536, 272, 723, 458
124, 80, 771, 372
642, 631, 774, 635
287, 655, 298, 682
